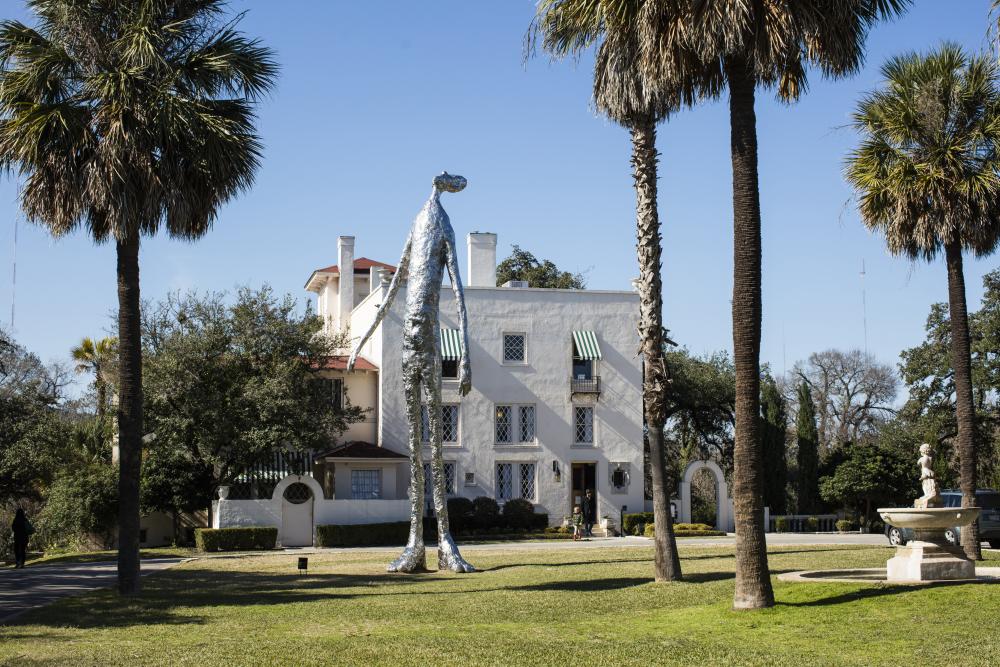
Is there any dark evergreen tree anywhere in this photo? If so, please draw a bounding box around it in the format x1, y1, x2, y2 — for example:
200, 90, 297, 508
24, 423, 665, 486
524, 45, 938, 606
795, 382, 821, 514
760, 376, 788, 515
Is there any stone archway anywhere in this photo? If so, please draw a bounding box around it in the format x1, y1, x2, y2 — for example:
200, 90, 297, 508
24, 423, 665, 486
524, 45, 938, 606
678, 460, 733, 532
272, 475, 323, 547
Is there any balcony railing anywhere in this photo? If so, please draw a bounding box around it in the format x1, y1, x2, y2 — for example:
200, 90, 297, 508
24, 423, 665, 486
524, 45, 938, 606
570, 376, 601, 394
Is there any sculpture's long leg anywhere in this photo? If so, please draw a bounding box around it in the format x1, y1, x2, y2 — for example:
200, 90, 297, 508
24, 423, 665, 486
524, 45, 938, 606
388, 350, 427, 573
425, 350, 474, 573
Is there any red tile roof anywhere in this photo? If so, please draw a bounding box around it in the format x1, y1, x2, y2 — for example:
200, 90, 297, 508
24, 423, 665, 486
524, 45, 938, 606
313, 355, 378, 372
312, 257, 396, 276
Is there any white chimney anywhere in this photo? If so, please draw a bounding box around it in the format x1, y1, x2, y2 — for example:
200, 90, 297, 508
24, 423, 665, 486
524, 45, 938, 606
467, 232, 497, 287
369, 266, 380, 292
337, 236, 355, 331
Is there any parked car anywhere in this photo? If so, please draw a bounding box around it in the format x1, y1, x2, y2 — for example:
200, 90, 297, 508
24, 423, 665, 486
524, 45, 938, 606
884, 489, 1000, 548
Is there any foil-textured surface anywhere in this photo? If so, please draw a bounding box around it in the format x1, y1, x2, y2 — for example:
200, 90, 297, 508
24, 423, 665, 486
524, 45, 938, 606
349, 172, 474, 573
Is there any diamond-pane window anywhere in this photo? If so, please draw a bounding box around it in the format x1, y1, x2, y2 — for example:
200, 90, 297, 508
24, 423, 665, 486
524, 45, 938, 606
422, 404, 459, 443
444, 462, 455, 494
503, 333, 526, 363
495, 405, 512, 443
442, 405, 459, 443
519, 463, 535, 500
496, 463, 513, 500
283, 482, 313, 504
518, 405, 535, 443
574, 406, 594, 444
424, 462, 456, 497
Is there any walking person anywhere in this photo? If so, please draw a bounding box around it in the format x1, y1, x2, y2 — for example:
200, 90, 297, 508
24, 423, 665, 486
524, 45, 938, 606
571, 506, 584, 541
582, 489, 596, 538
11, 508, 33, 569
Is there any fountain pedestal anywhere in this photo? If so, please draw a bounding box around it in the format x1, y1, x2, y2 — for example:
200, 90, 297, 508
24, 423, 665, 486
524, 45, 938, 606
878, 509, 981, 582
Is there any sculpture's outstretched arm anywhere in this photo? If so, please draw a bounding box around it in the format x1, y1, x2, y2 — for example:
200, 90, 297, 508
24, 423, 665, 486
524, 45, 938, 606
444, 226, 471, 396
347, 233, 411, 371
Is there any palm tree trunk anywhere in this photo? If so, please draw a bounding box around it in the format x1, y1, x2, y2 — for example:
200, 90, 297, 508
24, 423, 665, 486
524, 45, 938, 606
726, 57, 774, 609
96, 379, 107, 449
631, 117, 682, 582
945, 241, 981, 561
116, 235, 143, 594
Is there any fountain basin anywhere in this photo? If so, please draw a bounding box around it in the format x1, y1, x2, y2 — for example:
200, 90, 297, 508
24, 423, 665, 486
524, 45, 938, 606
877, 507, 981, 582
878, 507, 980, 530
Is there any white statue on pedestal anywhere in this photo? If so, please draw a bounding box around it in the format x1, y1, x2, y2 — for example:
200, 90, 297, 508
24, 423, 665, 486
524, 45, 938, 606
914, 443, 942, 509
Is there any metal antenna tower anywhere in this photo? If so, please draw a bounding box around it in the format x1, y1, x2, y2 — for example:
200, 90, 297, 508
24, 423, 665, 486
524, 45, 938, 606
9, 214, 16, 331
860, 258, 868, 356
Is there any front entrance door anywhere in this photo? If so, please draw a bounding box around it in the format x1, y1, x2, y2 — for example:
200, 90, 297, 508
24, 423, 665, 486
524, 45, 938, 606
571, 462, 596, 514
281, 482, 314, 547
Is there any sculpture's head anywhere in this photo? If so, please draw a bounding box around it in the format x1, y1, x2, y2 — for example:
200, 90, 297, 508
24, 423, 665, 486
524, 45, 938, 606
919, 443, 931, 455
433, 172, 467, 193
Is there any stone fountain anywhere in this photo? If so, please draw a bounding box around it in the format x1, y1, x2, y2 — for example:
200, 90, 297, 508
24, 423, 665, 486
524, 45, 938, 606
878, 444, 980, 582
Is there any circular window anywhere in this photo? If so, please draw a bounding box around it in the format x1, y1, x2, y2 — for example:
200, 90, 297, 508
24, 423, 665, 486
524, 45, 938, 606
283, 482, 313, 504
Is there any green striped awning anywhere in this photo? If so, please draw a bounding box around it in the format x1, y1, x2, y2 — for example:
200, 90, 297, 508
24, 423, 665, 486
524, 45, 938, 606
440, 328, 464, 361
572, 330, 602, 360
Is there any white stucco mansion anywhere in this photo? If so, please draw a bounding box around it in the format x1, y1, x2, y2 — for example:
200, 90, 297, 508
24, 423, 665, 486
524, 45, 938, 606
213, 233, 647, 546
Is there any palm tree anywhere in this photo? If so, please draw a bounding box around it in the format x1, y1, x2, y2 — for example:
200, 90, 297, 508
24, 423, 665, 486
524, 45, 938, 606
71, 336, 116, 440
531, 0, 687, 582
635, 0, 908, 609
846, 45, 1000, 561
536, 0, 907, 608
0, 0, 276, 594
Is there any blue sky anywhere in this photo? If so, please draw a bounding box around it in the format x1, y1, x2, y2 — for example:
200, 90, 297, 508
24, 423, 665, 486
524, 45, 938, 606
1, 0, 998, 393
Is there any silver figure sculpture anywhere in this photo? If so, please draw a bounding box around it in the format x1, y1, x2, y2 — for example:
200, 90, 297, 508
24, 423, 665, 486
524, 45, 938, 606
348, 172, 474, 573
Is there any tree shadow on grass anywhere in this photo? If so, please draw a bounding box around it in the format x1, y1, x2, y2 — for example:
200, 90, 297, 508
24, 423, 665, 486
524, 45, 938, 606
485, 557, 652, 572
778, 578, 999, 608
508, 577, 651, 593
8, 569, 432, 629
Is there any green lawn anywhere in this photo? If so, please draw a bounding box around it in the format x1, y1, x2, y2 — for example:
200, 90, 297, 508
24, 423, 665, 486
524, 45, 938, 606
2, 545, 999, 666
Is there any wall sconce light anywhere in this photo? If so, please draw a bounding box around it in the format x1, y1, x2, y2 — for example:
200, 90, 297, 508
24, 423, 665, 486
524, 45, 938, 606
552, 460, 561, 482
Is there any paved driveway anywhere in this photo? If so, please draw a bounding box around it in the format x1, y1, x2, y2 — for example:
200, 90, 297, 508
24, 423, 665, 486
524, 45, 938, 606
0, 559, 185, 625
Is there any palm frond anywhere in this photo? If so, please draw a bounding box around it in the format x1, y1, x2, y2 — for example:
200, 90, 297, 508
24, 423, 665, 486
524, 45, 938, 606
846, 44, 1000, 261
0, 0, 278, 245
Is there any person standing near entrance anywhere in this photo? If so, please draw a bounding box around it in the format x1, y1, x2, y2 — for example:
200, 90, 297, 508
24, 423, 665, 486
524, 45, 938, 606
582, 489, 596, 538
11, 508, 33, 568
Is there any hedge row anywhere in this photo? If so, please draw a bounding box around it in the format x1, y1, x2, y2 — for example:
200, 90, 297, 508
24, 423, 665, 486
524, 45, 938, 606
195, 527, 277, 552
446, 497, 548, 533
623, 512, 655, 535
315, 515, 554, 548
642, 524, 726, 538
624, 512, 720, 536
316, 522, 407, 547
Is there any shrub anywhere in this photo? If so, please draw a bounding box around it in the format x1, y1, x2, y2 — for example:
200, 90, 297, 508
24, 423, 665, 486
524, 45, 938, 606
774, 517, 789, 533
471, 496, 500, 529
195, 527, 277, 552
674, 523, 714, 532
644, 523, 656, 537
623, 512, 655, 536
836, 519, 856, 533
446, 497, 474, 534
316, 522, 408, 548
502, 498, 536, 530
37, 464, 119, 550
805, 516, 820, 532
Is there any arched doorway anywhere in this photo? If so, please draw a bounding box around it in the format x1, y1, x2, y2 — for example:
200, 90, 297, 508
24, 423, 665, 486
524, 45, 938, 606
678, 460, 732, 532
277, 478, 316, 547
